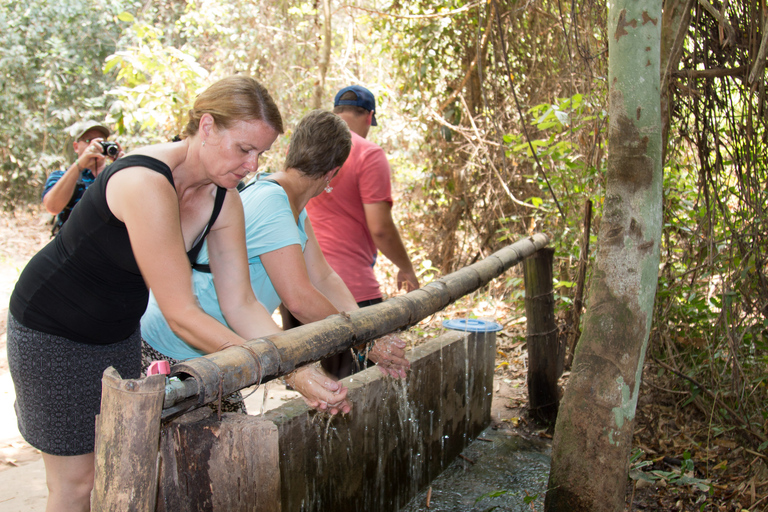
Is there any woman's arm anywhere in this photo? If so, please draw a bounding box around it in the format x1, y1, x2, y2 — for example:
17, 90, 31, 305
205, 189, 282, 340
206, 204, 351, 413
260, 243, 341, 324
305, 219, 411, 378
109, 170, 350, 413
203, 196, 350, 413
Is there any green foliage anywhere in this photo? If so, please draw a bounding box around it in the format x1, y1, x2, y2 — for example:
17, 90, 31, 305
629, 449, 711, 492
652, 47, 768, 441
0, 0, 129, 206
105, 12, 209, 143
503, 92, 607, 310
368, 0, 610, 296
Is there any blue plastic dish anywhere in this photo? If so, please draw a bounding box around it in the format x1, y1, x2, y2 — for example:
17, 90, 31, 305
442, 319, 503, 332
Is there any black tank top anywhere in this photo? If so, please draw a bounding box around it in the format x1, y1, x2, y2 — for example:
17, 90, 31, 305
10, 155, 226, 345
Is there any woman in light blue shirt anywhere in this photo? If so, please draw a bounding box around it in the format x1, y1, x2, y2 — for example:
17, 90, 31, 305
141, 110, 410, 412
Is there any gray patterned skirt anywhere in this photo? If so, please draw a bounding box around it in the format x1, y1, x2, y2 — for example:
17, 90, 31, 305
6, 313, 141, 456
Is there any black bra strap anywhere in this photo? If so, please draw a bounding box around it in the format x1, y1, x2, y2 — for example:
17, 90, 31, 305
187, 186, 227, 266
191, 178, 281, 273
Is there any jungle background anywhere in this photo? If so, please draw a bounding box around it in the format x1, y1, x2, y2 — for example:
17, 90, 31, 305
0, 0, 766, 509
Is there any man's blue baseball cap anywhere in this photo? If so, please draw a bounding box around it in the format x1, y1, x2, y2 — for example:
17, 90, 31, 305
334, 85, 378, 126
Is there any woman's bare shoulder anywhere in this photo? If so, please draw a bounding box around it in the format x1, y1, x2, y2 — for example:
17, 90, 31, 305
126, 140, 188, 170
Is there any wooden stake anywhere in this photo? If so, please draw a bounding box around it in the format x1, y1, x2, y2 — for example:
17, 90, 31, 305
92, 367, 165, 511
565, 199, 593, 370
524, 247, 560, 425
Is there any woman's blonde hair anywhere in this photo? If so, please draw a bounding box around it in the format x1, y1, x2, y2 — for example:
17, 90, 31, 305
182, 75, 283, 138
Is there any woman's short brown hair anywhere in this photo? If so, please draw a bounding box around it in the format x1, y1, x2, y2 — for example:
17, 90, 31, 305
285, 110, 351, 179
182, 75, 284, 138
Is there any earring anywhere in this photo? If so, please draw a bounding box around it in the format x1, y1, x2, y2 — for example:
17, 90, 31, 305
202, 140, 206, 147
325, 184, 333, 194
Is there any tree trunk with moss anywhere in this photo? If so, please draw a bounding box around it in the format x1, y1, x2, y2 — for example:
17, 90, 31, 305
544, 0, 663, 510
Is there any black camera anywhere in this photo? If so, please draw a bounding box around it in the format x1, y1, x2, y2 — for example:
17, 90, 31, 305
99, 141, 119, 158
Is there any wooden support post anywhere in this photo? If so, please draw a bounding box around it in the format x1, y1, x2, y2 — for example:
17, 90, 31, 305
156, 410, 281, 512
524, 247, 560, 425
564, 199, 592, 370
92, 367, 166, 511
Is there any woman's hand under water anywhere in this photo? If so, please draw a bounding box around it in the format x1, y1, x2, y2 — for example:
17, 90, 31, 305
287, 364, 351, 415
367, 333, 410, 379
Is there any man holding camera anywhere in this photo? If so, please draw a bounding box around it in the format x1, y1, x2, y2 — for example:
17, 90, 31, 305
43, 120, 123, 234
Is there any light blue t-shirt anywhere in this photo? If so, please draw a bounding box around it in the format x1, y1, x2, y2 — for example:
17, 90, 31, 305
141, 178, 309, 360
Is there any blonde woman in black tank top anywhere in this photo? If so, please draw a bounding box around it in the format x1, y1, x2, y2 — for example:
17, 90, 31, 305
7, 76, 351, 512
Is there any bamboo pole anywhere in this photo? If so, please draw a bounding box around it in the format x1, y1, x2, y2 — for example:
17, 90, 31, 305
164, 234, 550, 415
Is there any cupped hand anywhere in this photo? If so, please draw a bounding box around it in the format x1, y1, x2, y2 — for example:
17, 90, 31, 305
287, 364, 351, 415
367, 333, 410, 378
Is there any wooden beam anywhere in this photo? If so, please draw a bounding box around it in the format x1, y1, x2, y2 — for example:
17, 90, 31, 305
166, 234, 551, 413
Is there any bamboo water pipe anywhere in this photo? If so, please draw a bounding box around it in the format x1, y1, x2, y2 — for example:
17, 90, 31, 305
162, 234, 550, 418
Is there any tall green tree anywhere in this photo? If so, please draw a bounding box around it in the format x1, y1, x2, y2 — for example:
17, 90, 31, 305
544, 0, 663, 509
0, 0, 128, 205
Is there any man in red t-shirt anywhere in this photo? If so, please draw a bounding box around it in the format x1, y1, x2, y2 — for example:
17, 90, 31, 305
306, 85, 420, 376
308, 85, 419, 305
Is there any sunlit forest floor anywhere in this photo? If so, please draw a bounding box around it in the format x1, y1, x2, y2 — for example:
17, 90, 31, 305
0, 206, 764, 511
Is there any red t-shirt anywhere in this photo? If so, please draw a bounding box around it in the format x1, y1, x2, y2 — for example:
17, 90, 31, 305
306, 131, 393, 302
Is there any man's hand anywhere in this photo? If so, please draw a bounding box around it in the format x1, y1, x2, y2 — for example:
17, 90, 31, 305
397, 268, 420, 293
77, 139, 108, 175
367, 333, 410, 378
286, 364, 351, 415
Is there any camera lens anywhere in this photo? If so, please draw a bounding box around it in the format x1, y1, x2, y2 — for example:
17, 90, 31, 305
100, 141, 119, 158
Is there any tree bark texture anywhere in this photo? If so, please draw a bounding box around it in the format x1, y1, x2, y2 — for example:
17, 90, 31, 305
524, 247, 560, 425
312, 0, 332, 109
545, 0, 664, 510
92, 367, 166, 512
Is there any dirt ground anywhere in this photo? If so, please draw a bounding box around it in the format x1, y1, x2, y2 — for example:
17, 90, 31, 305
0, 206, 765, 511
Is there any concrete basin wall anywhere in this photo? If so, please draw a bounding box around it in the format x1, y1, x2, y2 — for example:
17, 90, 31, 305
264, 329, 496, 512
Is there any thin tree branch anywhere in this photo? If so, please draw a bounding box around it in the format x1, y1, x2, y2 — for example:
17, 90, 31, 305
491, 0, 566, 221
672, 66, 747, 79
343, 1, 483, 20
698, 0, 736, 47
748, 17, 768, 85
437, 13, 494, 114
652, 357, 767, 446
456, 93, 538, 211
